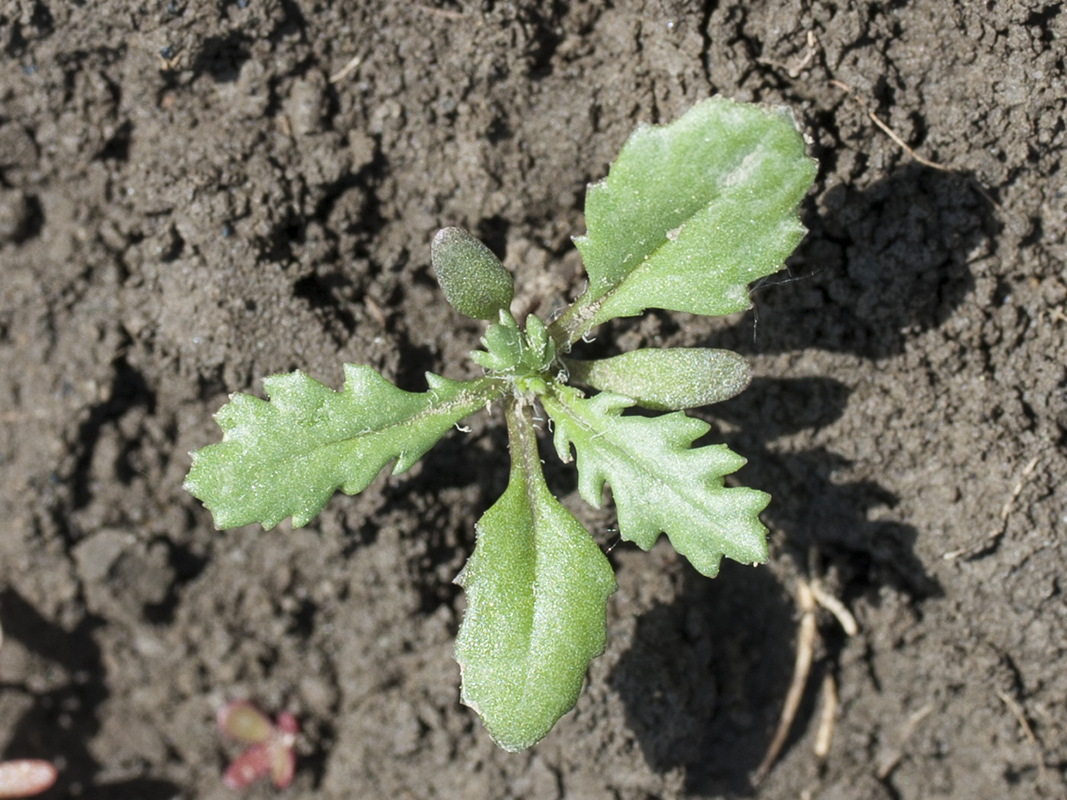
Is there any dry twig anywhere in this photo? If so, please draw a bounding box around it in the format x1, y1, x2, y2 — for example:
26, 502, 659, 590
943, 455, 1040, 560
808, 580, 858, 636
830, 80, 949, 172
876, 703, 935, 779
996, 690, 1048, 782
753, 578, 818, 785
758, 30, 820, 78
328, 54, 362, 84
829, 79, 1001, 210
813, 672, 838, 761
753, 550, 860, 785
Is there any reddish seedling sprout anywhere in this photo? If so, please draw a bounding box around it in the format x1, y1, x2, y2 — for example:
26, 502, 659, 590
217, 701, 298, 790
0, 760, 57, 799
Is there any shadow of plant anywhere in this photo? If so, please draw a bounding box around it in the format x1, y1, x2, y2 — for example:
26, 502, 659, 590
0, 590, 180, 800
610, 564, 796, 795
608, 163, 995, 788
734, 164, 994, 359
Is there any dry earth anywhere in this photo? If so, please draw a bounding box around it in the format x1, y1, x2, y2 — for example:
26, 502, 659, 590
1, 1, 1065, 798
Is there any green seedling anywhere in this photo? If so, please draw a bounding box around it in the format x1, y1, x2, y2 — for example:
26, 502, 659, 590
185, 98, 817, 751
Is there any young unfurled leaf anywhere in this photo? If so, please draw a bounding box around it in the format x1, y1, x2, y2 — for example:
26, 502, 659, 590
564, 348, 751, 411
185, 366, 502, 529
217, 701, 275, 744
551, 97, 817, 344
542, 386, 769, 577
454, 405, 615, 752
470, 312, 557, 383
432, 227, 515, 320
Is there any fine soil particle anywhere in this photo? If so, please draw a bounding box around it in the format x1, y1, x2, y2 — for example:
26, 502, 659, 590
1, 1, 1065, 798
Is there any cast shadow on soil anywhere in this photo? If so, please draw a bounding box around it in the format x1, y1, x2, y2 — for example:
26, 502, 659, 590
608, 163, 992, 791
68, 354, 154, 513
0, 590, 179, 800
733, 164, 994, 359
377, 409, 512, 613
608, 376, 937, 795
713, 378, 939, 600
189, 32, 253, 83
610, 564, 796, 795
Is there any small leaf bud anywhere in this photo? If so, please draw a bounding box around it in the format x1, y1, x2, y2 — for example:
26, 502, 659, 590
432, 228, 514, 320
564, 348, 751, 410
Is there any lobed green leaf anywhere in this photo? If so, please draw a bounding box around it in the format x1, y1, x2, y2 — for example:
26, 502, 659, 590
184, 366, 501, 529
563, 347, 751, 411
552, 96, 817, 344
542, 385, 769, 577
454, 403, 615, 752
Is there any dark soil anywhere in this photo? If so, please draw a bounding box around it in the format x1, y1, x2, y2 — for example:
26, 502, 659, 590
2, 1, 1065, 798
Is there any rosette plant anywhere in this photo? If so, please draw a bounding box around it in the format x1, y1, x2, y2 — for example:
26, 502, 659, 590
185, 97, 817, 751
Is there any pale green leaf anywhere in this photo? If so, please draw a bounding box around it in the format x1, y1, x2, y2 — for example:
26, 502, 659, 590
454, 404, 615, 752
432, 227, 514, 320
470, 312, 558, 377
542, 385, 768, 577
184, 366, 501, 530
563, 347, 751, 411
552, 96, 817, 344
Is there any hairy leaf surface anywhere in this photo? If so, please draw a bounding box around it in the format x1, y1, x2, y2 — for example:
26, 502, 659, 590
542, 386, 769, 577
432, 227, 514, 320
454, 406, 615, 752
552, 97, 817, 344
185, 366, 500, 529
563, 347, 751, 411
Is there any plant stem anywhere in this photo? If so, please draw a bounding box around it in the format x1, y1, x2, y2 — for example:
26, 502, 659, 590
504, 396, 541, 490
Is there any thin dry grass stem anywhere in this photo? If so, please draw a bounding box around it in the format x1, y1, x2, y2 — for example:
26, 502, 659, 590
758, 30, 820, 78
876, 703, 935, 780
753, 579, 817, 785
996, 690, 1048, 783
943, 455, 1040, 560
829, 79, 1002, 211
328, 54, 362, 83
363, 297, 387, 327
754, 551, 860, 785
413, 4, 465, 20
808, 580, 858, 636
829, 79, 949, 172
753, 578, 817, 785
813, 672, 838, 761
